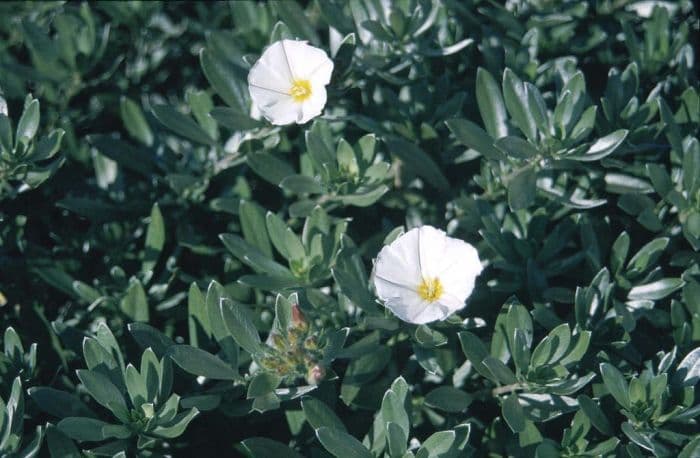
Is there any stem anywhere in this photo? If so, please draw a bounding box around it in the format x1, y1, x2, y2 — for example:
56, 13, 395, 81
502, 159, 539, 185
491, 383, 526, 396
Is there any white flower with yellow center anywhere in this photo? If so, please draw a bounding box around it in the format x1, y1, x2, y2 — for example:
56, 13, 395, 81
372, 226, 483, 324
247, 39, 334, 126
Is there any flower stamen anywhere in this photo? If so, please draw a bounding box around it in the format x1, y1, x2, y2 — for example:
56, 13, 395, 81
290, 79, 312, 102
417, 277, 443, 302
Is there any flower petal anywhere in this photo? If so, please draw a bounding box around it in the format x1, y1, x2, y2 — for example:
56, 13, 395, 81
372, 225, 482, 324
249, 86, 301, 126
373, 228, 423, 288
437, 239, 482, 300
378, 286, 427, 324
417, 226, 449, 278
282, 40, 334, 83
299, 85, 328, 124
253, 41, 294, 89
410, 302, 452, 324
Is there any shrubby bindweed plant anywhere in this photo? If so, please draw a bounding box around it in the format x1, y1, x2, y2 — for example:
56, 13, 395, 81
0, 1, 698, 457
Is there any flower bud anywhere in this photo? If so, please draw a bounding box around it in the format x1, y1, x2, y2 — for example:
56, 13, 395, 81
303, 336, 318, 350
306, 364, 326, 385
270, 333, 286, 350
291, 304, 307, 330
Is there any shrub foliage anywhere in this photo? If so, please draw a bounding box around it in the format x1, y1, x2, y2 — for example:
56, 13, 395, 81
0, 1, 699, 457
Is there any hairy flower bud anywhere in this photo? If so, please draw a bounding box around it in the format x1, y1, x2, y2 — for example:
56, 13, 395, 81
303, 336, 318, 350
306, 364, 326, 385
270, 333, 286, 350
291, 304, 308, 332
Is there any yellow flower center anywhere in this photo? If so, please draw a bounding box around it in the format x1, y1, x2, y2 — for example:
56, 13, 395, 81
290, 79, 312, 102
417, 277, 443, 302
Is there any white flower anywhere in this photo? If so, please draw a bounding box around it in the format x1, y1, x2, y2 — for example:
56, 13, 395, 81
372, 226, 482, 324
247, 39, 334, 126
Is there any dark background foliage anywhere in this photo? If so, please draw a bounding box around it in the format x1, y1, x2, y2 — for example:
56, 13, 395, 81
0, 1, 699, 457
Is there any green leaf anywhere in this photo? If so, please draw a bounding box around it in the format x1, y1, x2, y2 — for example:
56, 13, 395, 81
341, 347, 391, 405
628, 278, 684, 300
32, 128, 64, 160
247, 152, 296, 186
128, 322, 175, 357
168, 345, 238, 380
482, 356, 518, 384
414, 325, 447, 348
120, 97, 153, 146
525, 82, 549, 137
530, 324, 570, 367
445, 118, 504, 161
204, 282, 238, 360
559, 331, 591, 366
679, 436, 700, 458
200, 48, 247, 112
578, 395, 613, 435
301, 397, 347, 432
57, 417, 114, 442
625, 238, 669, 277
76, 369, 128, 420
220, 233, 294, 279
152, 104, 214, 145
570, 106, 597, 142
239, 200, 273, 257
220, 298, 262, 355
120, 280, 149, 322
16, 98, 40, 145
73, 280, 101, 304
385, 138, 449, 191
567, 130, 628, 161
0, 114, 13, 153
241, 438, 303, 458
279, 174, 324, 194
508, 167, 537, 211
142, 202, 165, 273
415, 430, 456, 458
495, 136, 539, 159
210, 106, 263, 131
502, 69, 537, 142
316, 427, 372, 458
646, 163, 673, 198
239, 274, 300, 290
46, 426, 81, 458
424, 387, 472, 413
151, 408, 199, 438
381, 389, 409, 436
599, 363, 630, 409
387, 422, 408, 457
502, 394, 526, 432
658, 98, 683, 153
512, 329, 531, 375
270, 21, 294, 42
88, 135, 157, 177
675, 348, 700, 387
188, 283, 210, 347
269, 2, 320, 44
336, 185, 389, 207
458, 332, 497, 382
247, 372, 282, 398
506, 301, 533, 348
29, 387, 96, 419
476, 67, 508, 138
610, 232, 630, 274
266, 212, 306, 262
